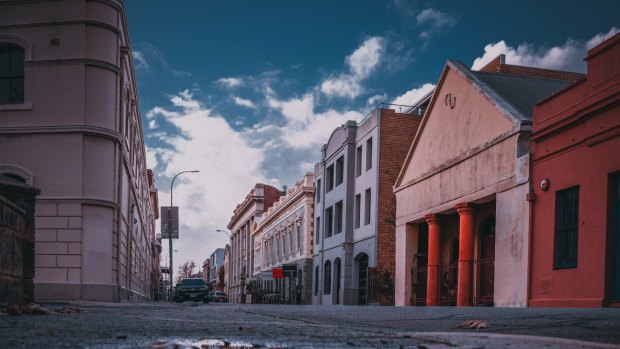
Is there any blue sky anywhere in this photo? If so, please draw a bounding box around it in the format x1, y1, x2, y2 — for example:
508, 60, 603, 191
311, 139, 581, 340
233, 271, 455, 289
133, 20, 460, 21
124, 1, 619, 270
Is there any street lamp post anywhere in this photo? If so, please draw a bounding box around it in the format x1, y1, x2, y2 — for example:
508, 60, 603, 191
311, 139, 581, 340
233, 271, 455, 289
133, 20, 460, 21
216, 229, 231, 238
163, 249, 177, 301
168, 170, 199, 302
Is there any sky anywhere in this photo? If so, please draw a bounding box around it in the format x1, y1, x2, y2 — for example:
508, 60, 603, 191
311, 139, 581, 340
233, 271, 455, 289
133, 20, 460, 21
124, 0, 620, 276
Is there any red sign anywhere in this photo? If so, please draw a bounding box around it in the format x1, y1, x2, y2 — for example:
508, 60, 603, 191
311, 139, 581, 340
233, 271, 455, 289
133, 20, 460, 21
272, 268, 284, 279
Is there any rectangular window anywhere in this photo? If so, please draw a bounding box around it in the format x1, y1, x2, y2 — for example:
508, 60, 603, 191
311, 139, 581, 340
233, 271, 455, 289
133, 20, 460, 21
336, 156, 344, 186
325, 206, 333, 238
355, 194, 361, 229
326, 165, 334, 192
366, 138, 373, 171
364, 188, 371, 226
335, 201, 343, 234
356, 146, 362, 177
315, 217, 320, 244
316, 179, 321, 203
555, 186, 579, 269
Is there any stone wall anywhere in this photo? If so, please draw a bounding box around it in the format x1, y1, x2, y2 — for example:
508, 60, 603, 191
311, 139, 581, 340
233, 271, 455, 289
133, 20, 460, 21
0, 175, 40, 305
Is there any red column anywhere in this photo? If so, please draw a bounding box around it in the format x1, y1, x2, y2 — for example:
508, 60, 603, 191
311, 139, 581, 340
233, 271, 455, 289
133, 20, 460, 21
456, 203, 475, 306
425, 214, 441, 306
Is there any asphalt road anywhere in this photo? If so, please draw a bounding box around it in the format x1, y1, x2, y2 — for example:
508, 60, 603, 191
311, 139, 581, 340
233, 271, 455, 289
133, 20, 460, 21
1, 301, 620, 348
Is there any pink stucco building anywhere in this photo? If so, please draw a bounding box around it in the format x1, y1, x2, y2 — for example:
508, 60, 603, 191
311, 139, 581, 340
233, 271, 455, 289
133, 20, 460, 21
0, 0, 160, 301
393, 58, 579, 307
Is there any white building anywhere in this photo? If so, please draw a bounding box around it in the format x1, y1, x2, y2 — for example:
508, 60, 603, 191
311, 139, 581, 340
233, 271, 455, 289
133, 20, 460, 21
253, 174, 315, 304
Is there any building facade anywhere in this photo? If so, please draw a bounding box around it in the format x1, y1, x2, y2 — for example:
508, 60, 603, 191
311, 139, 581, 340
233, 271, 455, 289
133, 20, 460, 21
313, 108, 423, 305
252, 173, 315, 304
227, 184, 282, 303
208, 248, 225, 290
0, 0, 159, 301
393, 59, 578, 307
529, 33, 620, 307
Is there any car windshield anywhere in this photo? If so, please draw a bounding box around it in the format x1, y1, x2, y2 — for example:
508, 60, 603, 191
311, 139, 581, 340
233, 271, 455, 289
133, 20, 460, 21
180, 279, 206, 287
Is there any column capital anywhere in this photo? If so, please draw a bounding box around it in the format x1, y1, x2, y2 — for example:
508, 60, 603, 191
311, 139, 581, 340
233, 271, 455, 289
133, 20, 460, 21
455, 202, 476, 216
424, 213, 442, 225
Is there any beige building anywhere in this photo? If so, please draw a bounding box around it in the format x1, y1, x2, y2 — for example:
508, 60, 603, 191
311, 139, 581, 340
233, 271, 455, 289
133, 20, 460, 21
252, 174, 315, 304
227, 184, 282, 303
393, 58, 578, 307
0, 0, 160, 301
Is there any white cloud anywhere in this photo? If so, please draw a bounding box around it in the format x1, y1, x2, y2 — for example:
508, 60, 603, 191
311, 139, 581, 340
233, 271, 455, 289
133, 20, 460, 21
416, 9, 455, 27
146, 91, 271, 269
320, 75, 363, 100
587, 27, 619, 49
132, 51, 149, 70
145, 147, 158, 169
266, 93, 363, 149
148, 119, 158, 129
320, 36, 386, 99
346, 37, 385, 78
416, 9, 456, 39
392, 83, 435, 106
216, 77, 244, 89
232, 96, 257, 109
367, 93, 387, 106
471, 28, 619, 73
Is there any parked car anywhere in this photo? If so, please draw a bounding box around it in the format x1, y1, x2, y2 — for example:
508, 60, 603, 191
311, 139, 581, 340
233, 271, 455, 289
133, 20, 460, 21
174, 278, 210, 303
212, 291, 228, 303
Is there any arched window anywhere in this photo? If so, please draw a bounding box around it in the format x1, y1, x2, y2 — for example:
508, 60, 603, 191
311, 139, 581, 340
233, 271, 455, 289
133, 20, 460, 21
0, 44, 25, 104
323, 260, 331, 294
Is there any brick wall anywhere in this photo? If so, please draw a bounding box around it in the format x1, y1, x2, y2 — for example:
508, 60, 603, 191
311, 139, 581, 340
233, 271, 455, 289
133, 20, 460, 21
376, 109, 422, 275
263, 185, 283, 212
479, 54, 585, 81
0, 176, 40, 305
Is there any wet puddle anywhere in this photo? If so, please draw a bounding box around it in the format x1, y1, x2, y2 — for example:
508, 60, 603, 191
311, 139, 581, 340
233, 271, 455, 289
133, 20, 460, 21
144, 339, 281, 349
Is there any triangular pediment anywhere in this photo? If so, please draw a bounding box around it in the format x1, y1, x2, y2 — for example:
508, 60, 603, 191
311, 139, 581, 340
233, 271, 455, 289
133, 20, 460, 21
395, 61, 518, 188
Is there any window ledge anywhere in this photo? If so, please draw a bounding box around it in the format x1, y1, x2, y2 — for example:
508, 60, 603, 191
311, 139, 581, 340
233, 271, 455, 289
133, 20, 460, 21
0, 103, 33, 111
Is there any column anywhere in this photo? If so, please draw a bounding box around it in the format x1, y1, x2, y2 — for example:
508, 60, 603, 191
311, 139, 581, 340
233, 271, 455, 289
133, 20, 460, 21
456, 203, 475, 306
425, 214, 441, 306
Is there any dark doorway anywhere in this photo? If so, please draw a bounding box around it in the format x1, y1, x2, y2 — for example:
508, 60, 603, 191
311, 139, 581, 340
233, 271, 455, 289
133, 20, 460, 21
611, 174, 620, 302
334, 258, 341, 304
357, 253, 369, 305
478, 216, 495, 306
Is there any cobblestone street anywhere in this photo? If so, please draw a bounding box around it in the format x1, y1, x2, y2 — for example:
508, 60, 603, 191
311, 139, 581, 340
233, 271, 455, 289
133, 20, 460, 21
2, 302, 620, 348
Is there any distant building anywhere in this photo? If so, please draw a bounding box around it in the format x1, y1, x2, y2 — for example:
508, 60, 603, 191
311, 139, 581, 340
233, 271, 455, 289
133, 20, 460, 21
0, 0, 159, 301
227, 184, 282, 303
313, 107, 424, 305
253, 174, 315, 304
393, 57, 580, 307
208, 248, 225, 290
529, 33, 620, 307
201, 258, 211, 286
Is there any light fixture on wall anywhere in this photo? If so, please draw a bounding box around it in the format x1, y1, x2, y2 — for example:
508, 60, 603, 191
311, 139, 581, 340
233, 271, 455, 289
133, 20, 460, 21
540, 178, 550, 192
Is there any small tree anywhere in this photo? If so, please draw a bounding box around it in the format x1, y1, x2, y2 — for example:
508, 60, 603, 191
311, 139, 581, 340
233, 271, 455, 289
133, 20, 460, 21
218, 266, 225, 291
175, 260, 197, 284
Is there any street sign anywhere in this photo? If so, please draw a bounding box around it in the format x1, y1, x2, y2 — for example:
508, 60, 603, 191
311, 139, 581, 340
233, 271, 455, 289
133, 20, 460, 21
283, 265, 296, 277
161, 206, 179, 239
161, 267, 171, 274
272, 268, 284, 279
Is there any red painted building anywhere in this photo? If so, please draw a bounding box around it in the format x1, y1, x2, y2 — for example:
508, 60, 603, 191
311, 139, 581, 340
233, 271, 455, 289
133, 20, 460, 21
529, 33, 620, 307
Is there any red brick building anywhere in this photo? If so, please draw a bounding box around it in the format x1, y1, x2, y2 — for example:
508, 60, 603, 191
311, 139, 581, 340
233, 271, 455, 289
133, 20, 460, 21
529, 33, 620, 307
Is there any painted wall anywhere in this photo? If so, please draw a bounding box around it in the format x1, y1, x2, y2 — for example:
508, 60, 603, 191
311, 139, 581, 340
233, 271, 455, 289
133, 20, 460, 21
394, 65, 530, 307
0, 0, 159, 302
529, 33, 620, 307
